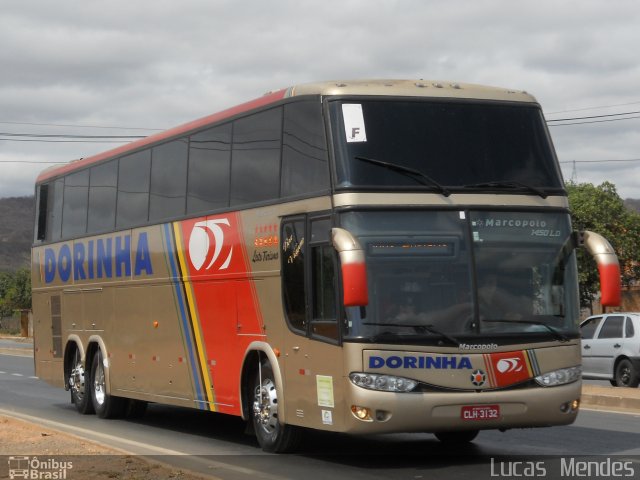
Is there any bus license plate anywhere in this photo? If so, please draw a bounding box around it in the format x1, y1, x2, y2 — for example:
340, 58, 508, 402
461, 405, 500, 421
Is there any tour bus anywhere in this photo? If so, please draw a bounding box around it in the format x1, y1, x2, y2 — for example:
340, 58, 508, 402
32, 79, 621, 452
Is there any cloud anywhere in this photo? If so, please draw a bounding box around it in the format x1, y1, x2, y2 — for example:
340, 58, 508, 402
2, 0, 640, 198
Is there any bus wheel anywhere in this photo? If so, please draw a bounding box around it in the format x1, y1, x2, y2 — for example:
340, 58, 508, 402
434, 430, 479, 444
90, 350, 125, 418
69, 349, 94, 415
251, 361, 301, 453
614, 359, 639, 387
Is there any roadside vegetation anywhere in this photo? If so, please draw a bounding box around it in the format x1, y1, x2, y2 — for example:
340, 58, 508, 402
0, 268, 31, 333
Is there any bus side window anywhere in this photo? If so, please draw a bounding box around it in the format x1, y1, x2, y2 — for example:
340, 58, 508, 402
62, 170, 89, 238
310, 217, 339, 341
35, 184, 48, 241
231, 107, 282, 206
88, 159, 118, 234
282, 219, 307, 333
117, 150, 151, 229
282, 101, 330, 197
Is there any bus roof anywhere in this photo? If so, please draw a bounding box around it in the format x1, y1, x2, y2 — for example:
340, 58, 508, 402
36, 79, 537, 184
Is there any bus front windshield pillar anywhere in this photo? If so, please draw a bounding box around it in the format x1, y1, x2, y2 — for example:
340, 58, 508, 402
331, 228, 369, 307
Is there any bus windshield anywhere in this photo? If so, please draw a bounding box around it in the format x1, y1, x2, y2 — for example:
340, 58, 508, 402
340, 210, 579, 343
329, 99, 563, 193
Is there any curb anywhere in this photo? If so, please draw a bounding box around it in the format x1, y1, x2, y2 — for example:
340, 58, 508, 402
581, 384, 640, 414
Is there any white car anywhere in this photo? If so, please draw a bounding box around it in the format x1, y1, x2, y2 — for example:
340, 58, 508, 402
580, 313, 640, 387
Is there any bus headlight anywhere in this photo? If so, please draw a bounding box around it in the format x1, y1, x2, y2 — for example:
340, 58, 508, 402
349, 372, 417, 392
535, 366, 581, 387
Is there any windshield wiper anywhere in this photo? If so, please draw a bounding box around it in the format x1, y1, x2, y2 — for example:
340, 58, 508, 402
363, 322, 460, 346
482, 319, 569, 342
354, 156, 451, 197
462, 181, 547, 198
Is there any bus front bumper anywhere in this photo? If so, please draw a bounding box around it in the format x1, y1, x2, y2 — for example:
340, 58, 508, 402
342, 380, 581, 434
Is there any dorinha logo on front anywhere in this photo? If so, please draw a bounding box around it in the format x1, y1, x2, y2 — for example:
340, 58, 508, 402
8, 456, 73, 479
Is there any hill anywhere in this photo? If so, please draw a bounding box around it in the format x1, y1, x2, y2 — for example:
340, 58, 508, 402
0, 196, 33, 272
624, 198, 640, 213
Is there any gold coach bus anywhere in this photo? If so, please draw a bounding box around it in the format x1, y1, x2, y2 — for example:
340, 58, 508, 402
32, 79, 621, 452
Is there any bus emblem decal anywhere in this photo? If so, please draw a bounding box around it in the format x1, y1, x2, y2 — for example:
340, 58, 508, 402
188, 219, 233, 271
470, 369, 487, 387
497, 358, 523, 373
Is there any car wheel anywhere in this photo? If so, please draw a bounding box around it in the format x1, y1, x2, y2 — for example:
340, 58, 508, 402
614, 358, 640, 388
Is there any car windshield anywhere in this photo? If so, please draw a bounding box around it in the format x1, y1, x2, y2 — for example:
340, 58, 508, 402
329, 99, 563, 194
340, 210, 579, 344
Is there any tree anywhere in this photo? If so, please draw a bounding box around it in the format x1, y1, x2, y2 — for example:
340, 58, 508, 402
566, 181, 640, 308
0, 268, 31, 317
0, 272, 14, 318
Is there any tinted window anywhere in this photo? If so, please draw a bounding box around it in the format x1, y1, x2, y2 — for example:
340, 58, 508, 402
149, 139, 188, 221
62, 170, 89, 238
598, 315, 624, 339
625, 317, 635, 338
117, 150, 151, 228
35, 184, 48, 241
330, 100, 563, 192
580, 317, 602, 339
311, 218, 336, 322
187, 124, 232, 214
47, 178, 64, 241
88, 160, 117, 233
282, 101, 329, 197
282, 219, 306, 332
231, 108, 282, 206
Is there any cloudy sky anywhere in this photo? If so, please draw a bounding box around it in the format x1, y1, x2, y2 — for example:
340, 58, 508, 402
1, 0, 639, 199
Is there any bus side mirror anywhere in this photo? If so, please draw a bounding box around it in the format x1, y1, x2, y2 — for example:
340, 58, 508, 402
331, 228, 369, 307
579, 230, 621, 307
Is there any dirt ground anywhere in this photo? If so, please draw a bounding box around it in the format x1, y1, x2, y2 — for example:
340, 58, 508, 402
0, 415, 213, 479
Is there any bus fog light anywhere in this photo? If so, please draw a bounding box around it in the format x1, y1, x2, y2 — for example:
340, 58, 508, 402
535, 366, 581, 387
351, 405, 373, 421
560, 399, 579, 413
349, 372, 417, 392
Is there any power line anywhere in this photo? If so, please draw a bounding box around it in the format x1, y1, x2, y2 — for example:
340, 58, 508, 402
548, 114, 640, 127
0, 160, 67, 164
0, 132, 145, 139
545, 100, 640, 115
0, 120, 163, 131
546, 110, 640, 122
0, 139, 133, 143
559, 159, 640, 164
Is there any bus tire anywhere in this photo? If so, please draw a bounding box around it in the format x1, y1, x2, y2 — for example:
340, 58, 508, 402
251, 361, 301, 453
434, 430, 479, 444
90, 349, 126, 419
69, 348, 94, 415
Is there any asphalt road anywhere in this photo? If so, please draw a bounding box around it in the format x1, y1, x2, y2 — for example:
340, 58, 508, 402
1, 343, 640, 480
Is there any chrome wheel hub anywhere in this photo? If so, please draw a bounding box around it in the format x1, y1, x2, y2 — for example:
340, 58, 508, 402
253, 378, 278, 433
93, 360, 106, 406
